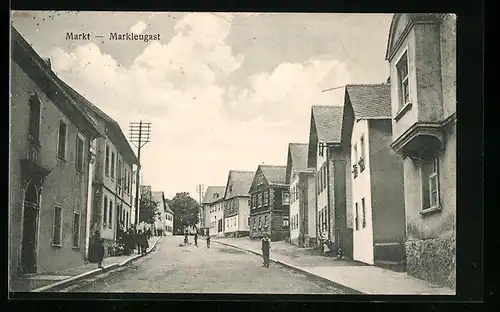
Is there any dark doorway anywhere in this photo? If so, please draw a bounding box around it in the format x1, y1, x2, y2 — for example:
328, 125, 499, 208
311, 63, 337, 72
20, 182, 39, 274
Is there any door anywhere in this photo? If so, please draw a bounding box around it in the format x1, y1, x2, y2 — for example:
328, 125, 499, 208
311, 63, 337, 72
20, 183, 39, 274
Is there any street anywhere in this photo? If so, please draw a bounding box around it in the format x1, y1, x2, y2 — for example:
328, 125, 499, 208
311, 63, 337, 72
61, 236, 347, 294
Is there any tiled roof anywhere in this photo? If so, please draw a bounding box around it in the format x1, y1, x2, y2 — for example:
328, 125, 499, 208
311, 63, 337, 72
164, 201, 174, 215
224, 170, 255, 200
202, 186, 226, 204
151, 191, 165, 211
311, 106, 344, 143
345, 84, 392, 119
289, 143, 309, 172
260, 165, 287, 186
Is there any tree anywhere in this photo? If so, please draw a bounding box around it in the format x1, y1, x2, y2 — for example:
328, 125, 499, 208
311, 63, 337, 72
166, 192, 200, 233
139, 196, 161, 224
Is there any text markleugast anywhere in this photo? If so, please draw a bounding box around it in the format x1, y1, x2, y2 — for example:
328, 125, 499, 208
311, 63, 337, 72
66, 32, 161, 42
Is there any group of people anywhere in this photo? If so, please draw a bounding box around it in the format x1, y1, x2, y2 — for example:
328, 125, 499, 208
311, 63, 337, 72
183, 231, 211, 249
87, 224, 152, 269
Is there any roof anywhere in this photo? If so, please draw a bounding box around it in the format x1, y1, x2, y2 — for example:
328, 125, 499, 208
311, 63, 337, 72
260, 165, 287, 186
311, 106, 344, 143
289, 143, 309, 172
224, 170, 255, 200
202, 186, 226, 204
345, 84, 392, 119
164, 201, 174, 215
11, 26, 104, 140
54, 74, 139, 165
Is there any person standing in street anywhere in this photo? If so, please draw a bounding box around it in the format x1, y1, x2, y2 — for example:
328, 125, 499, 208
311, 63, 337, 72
88, 230, 105, 269
261, 234, 271, 268
206, 235, 211, 248
194, 232, 198, 247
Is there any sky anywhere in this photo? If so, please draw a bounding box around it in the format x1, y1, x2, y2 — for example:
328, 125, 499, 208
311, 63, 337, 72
12, 11, 393, 199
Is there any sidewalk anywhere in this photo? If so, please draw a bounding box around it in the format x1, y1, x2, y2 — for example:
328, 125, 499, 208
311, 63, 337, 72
10, 236, 161, 292
213, 237, 455, 295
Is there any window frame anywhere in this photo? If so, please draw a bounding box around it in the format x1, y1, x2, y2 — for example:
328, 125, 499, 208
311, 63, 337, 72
57, 118, 68, 161
282, 190, 290, 205
75, 132, 85, 173
263, 191, 269, 206
28, 93, 42, 143
105, 145, 110, 177
103, 195, 108, 227
421, 156, 441, 212
361, 198, 367, 228
110, 151, 116, 181
72, 210, 81, 248
354, 202, 359, 231
396, 49, 411, 109
52, 205, 63, 247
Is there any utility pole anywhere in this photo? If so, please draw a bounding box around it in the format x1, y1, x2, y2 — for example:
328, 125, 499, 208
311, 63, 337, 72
196, 184, 204, 229
129, 121, 151, 226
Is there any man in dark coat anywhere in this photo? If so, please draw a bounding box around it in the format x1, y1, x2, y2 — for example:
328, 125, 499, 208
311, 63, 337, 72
261, 234, 271, 268
194, 232, 198, 247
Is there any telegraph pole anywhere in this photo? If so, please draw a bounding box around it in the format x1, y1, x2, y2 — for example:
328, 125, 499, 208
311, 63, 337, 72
196, 184, 204, 231
129, 121, 151, 226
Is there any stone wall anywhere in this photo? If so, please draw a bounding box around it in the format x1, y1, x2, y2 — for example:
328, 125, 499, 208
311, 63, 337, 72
405, 235, 456, 289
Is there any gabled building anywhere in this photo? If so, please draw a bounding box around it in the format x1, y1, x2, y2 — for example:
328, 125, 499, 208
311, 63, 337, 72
286, 143, 316, 247
10, 26, 104, 279
202, 186, 226, 237
307, 105, 353, 258
248, 165, 289, 241
223, 170, 255, 238
54, 73, 138, 255
385, 13, 456, 289
152, 191, 166, 235
342, 84, 406, 269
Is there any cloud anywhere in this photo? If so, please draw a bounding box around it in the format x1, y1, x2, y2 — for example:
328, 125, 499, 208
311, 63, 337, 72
46, 12, 349, 198
130, 20, 147, 34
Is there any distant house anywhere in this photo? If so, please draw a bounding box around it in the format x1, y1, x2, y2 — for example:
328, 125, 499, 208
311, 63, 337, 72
223, 170, 255, 238
152, 191, 166, 235
307, 105, 353, 258
10, 26, 103, 278
385, 14, 456, 289
286, 143, 316, 247
164, 200, 174, 236
202, 186, 226, 237
342, 84, 406, 269
248, 165, 289, 241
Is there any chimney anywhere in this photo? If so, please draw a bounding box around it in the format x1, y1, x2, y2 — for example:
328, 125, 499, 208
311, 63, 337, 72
43, 57, 51, 68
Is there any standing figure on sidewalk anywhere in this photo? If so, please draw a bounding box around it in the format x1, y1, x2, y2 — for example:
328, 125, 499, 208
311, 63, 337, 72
194, 232, 198, 247
88, 230, 105, 269
184, 233, 189, 246
206, 235, 211, 249
261, 234, 271, 268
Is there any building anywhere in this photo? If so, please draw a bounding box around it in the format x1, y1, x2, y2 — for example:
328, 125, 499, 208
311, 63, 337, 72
248, 165, 290, 241
385, 13, 456, 289
152, 191, 166, 235
164, 200, 174, 235
202, 186, 226, 237
10, 26, 103, 278
307, 105, 353, 258
54, 78, 139, 254
285, 143, 316, 247
342, 84, 406, 269
223, 170, 255, 238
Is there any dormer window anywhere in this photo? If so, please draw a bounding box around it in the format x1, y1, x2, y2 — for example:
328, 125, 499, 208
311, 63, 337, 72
318, 143, 325, 157
396, 51, 410, 109
213, 193, 219, 199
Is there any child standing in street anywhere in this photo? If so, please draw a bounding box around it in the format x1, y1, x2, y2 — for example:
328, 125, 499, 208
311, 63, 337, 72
261, 234, 271, 268
206, 235, 211, 249
194, 232, 198, 247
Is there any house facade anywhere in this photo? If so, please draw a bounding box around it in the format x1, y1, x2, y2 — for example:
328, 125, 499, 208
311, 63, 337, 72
152, 191, 166, 235
202, 186, 226, 237
223, 170, 255, 238
249, 165, 290, 241
308, 106, 353, 258
286, 144, 316, 247
55, 79, 138, 254
385, 13, 456, 289
164, 201, 174, 236
343, 84, 406, 269
10, 26, 103, 279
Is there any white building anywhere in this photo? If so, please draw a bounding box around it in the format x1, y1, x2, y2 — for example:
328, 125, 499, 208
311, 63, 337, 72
152, 191, 166, 235
203, 186, 225, 237
223, 170, 255, 238
164, 201, 174, 235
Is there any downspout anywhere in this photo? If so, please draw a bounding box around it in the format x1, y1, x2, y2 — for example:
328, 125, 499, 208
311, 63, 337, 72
326, 145, 332, 242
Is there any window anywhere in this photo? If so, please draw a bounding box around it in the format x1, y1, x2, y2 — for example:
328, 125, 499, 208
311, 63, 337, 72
359, 135, 366, 172
110, 152, 115, 180
28, 94, 41, 141
248, 199, 251, 207
258, 193, 263, 207
264, 215, 268, 227
283, 216, 289, 227
105, 145, 110, 177
57, 120, 67, 159
258, 216, 262, 228
53, 206, 63, 246
128, 172, 132, 194
361, 198, 366, 228
422, 157, 440, 209
396, 51, 410, 108
72, 211, 81, 248
109, 200, 113, 228
355, 203, 359, 231
103, 196, 108, 227
76, 134, 84, 172
263, 191, 269, 205
282, 190, 290, 205
117, 159, 122, 192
